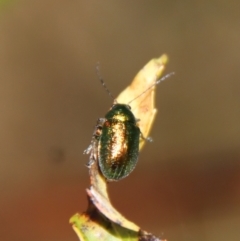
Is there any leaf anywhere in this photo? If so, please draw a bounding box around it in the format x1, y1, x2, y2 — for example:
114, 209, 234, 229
70, 55, 169, 241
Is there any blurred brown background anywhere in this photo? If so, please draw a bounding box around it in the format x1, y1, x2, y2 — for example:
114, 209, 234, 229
0, 1, 240, 241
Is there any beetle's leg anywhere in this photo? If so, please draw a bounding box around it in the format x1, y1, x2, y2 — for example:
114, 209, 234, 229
83, 143, 92, 155
136, 118, 153, 142
84, 118, 106, 154
140, 132, 153, 142
84, 118, 107, 167
86, 139, 98, 167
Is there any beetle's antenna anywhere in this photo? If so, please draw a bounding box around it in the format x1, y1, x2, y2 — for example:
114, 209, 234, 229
128, 72, 175, 105
96, 63, 115, 101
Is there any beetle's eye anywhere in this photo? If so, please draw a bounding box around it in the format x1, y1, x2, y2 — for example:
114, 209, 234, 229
127, 105, 131, 110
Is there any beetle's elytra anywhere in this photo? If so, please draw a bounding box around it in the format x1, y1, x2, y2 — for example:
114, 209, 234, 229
84, 103, 140, 181
99, 104, 140, 181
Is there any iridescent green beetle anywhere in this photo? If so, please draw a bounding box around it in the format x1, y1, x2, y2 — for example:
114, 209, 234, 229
84, 68, 173, 181
84, 102, 141, 181
99, 103, 140, 180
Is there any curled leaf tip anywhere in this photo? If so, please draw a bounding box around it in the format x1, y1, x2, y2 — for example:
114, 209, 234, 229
117, 54, 169, 149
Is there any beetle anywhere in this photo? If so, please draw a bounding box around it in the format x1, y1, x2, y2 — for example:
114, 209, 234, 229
84, 67, 173, 181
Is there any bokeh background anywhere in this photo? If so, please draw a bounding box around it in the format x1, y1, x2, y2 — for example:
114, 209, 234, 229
0, 1, 240, 241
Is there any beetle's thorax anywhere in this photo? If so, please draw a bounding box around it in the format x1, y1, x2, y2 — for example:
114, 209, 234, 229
105, 103, 136, 123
